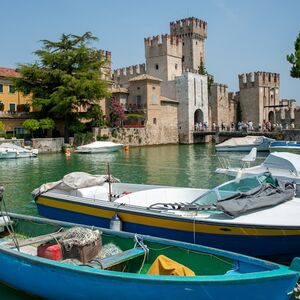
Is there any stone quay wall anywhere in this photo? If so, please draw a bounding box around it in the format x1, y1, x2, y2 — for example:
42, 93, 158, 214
106, 126, 179, 146
32, 138, 65, 153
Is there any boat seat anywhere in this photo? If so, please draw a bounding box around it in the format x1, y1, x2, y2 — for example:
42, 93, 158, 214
5, 231, 65, 249
88, 247, 146, 269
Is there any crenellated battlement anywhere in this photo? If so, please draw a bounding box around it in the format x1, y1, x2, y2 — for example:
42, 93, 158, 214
239, 71, 280, 88
170, 17, 207, 39
99, 50, 111, 62
113, 63, 146, 85
145, 34, 182, 58
211, 83, 228, 94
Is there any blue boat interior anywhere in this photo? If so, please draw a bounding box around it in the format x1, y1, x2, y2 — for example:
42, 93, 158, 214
0, 215, 282, 277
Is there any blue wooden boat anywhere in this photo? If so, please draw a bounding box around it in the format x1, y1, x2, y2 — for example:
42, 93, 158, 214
33, 172, 300, 264
0, 212, 299, 300
270, 141, 300, 154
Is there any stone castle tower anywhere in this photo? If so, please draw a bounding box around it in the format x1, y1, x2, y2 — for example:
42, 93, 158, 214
238, 72, 280, 125
170, 17, 207, 72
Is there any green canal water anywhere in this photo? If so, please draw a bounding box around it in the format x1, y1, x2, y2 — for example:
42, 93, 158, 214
0, 144, 268, 297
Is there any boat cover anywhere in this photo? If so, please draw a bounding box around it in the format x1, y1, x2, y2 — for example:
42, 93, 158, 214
0, 143, 28, 151
216, 182, 295, 217
216, 136, 267, 148
32, 172, 119, 199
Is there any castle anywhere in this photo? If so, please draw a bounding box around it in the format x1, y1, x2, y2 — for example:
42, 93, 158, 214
111, 17, 210, 143
0, 17, 297, 143
108, 17, 297, 144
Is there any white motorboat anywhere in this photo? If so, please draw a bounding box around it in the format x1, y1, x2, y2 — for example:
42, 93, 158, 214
75, 141, 124, 153
0, 143, 38, 159
216, 151, 300, 190
33, 172, 300, 262
215, 136, 275, 152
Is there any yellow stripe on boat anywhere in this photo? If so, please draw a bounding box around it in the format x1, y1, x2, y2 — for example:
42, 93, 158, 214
37, 196, 300, 236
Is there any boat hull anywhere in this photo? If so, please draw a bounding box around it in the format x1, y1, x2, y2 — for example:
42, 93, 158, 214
0, 151, 37, 159
0, 214, 298, 300
75, 145, 123, 153
36, 196, 300, 263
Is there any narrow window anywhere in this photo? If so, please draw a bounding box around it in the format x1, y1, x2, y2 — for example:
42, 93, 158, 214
0, 84, 3, 93
153, 118, 157, 124
194, 78, 197, 106
9, 103, 16, 112
155, 64, 159, 70
9, 85, 15, 94
175, 64, 178, 70
182, 56, 185, 62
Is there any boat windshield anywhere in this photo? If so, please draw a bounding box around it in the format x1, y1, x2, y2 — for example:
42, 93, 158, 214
192, 175, 265, 206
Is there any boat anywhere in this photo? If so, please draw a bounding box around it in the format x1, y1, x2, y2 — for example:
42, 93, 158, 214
215, 136, 275, 152
216, 151, 300, 189
0, 211, 299, 300
33, 172, 300, 263
269, 141, 300, 154
75, 141, 124, 153
0, 142, 38, 159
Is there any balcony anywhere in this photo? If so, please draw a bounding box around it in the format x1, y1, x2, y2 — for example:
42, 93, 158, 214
125, 104, 147, 112
0, 111, 30, 118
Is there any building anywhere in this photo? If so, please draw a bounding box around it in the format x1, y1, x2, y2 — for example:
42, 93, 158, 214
0, 67, 32, 134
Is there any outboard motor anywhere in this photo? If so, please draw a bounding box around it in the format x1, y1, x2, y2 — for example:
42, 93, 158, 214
109, 214, 122, 231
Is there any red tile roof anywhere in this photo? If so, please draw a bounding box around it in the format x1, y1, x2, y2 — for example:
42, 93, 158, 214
0, 67, 20, 78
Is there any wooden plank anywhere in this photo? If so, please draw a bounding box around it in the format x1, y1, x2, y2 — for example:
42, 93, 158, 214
90, 247, 145, 269
6, 231, 64, 249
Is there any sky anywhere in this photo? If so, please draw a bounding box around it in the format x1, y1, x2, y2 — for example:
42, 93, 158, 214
1, 0, 299, 102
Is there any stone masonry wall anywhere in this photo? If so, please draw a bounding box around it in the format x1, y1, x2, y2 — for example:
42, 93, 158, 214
107, 124, 178, 146
32, 138, 65, 153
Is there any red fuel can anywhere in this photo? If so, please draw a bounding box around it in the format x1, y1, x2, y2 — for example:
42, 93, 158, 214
37, 243, 62, 261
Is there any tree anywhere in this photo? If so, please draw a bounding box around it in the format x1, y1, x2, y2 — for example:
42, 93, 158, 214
109, 98, 125, 127
287, 32, 300, 78
13, 32, 111, 141
0, 121, 5, 133
23, 119, 40, 137
39, 118, 55, 136
86, 103, 105, 128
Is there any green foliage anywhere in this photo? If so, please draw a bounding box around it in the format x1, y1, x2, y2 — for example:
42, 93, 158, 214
13, 32, 111, 141
23, 119, 39, 131
287, 32, 300, 78
23, 119, 40, 137
86, 104, 105, 127
39, 118, 55, 130
126, 113, 144, 120
97, 134, 109, 141
73, 132, 94, 146
68, 120, 86, 134
198, 60, 206, 75
0, 121, 5, 133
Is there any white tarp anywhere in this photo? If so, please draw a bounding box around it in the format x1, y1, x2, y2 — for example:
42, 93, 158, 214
32, 172, 119, 199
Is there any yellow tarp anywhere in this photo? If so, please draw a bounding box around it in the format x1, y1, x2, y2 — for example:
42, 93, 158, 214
147, 255, 195, 276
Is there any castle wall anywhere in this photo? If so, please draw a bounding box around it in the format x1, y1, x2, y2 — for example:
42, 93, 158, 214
210, 83, 235, 126
113, 64, 146, 88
